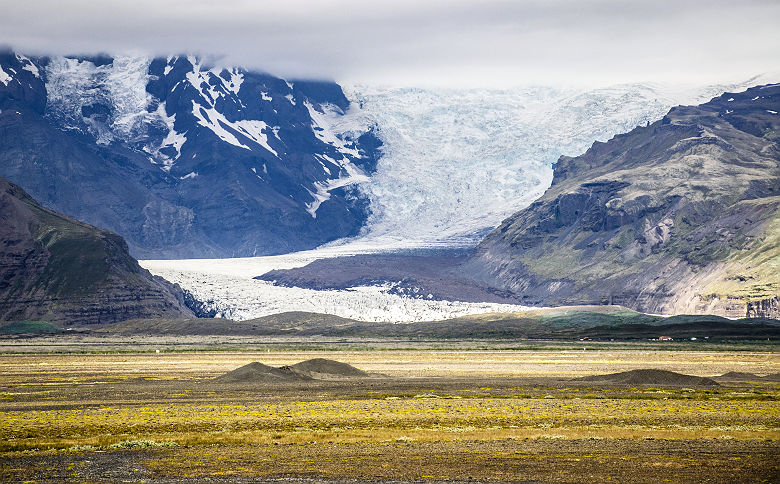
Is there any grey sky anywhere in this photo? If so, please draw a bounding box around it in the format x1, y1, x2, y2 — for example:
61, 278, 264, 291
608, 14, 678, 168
2, 0, 779, 87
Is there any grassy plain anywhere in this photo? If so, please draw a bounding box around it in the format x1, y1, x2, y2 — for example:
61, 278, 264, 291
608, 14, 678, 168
0, 344, 778, 482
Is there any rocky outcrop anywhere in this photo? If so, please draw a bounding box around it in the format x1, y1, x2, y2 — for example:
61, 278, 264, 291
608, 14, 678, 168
747, 297, 780, 319
466, 84, 780, 318
0, 177, 194, 326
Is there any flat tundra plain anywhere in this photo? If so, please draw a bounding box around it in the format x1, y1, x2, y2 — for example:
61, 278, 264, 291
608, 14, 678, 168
0, 346, 778, 483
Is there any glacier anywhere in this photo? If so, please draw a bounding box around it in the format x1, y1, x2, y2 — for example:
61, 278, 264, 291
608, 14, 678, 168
335, 82, 758, 250
141, 248, 532, 322
141, 79, 771, 321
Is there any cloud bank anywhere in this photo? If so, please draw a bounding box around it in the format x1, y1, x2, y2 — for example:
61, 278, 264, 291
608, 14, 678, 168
2, 0, 779, 87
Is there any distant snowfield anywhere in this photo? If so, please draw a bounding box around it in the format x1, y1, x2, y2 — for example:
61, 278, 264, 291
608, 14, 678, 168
140, 247, 532, 322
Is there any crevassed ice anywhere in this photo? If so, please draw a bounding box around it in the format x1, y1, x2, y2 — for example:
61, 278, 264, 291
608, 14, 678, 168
141, 253, 532, 322
45, 56, 155, 144
334, 82, 753, 251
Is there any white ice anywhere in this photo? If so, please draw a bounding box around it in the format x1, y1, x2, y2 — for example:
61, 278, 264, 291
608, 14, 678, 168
329, 81, 767, 251
141, 249, 532, 322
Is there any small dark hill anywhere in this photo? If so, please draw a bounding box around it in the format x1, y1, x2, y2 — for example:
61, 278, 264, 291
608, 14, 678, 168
717, 372, 780, 382
214, 359, 372, 383
0, 176, 193, 326
579, 369, 719, 386
214, 362, 310, 383
717, 372, 762, 381
289, 358, 369, 378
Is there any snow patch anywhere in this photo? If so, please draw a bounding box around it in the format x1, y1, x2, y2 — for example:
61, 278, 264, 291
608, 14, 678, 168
767, 110, 778, 114
180, 172, 198, 179
233, 120, 278, 156
15, 54, 39, 77
285, 93, 296, 105
157, 104, 186, 163
164, 56, 174, 76
0, 64, 11, 86
223, 69, 243, 95
261, 91, 272, 101
305, 100, 363, 158
305, 162, 370, 218
191, 101, 280, 155
191, 101, 249, 149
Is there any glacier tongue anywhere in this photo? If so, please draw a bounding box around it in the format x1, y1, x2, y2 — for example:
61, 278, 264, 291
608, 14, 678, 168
336, 83, 753, 251
141, 251, 532, 322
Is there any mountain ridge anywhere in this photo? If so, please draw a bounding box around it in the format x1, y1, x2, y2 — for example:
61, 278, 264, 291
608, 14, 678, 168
0, 176, 194, 325
466, 83, 780, 317
0, 51, 381, 258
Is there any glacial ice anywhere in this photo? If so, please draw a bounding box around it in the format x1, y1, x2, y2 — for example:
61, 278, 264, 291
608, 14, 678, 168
334, 83, 752, 251
141, 249, 533, 322
44, 56, 157, 144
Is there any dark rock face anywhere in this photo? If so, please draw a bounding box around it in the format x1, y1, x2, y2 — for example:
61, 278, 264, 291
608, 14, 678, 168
466, 84, 780, 318
0, 51, 380, 258
0, 177, 194, 326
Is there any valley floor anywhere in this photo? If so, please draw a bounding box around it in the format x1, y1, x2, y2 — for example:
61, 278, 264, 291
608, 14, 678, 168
0, 344, 778, 482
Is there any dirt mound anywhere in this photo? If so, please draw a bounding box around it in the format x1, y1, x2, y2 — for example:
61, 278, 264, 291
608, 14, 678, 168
717, 372, 780, 382
289, 358, 368, 378
214, 362, 311, 383
579, 369, 719, 386
717, 371, 761, 381
214, 359, 371, 383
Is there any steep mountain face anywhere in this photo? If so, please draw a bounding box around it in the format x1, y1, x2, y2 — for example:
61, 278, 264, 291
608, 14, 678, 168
0, 51, 379, 258
0, 176, 194, 325
466, 84, 780, 318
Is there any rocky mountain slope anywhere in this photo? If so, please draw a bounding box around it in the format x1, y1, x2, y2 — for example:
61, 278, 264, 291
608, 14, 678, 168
0, 51, 379, 258
466, 84, 780, 317
0, 176, 194, 325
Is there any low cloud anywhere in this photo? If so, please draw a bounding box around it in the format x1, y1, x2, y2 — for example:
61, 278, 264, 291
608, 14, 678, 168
3, 0, 779, 87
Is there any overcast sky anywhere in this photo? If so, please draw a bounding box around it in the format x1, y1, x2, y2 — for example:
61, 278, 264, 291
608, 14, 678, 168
2, 0, 779, 87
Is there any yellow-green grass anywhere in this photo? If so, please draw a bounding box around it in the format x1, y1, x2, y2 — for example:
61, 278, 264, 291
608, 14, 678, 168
1, 350, 778, 481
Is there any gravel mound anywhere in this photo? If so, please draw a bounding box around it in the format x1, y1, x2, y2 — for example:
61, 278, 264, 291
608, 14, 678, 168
717, 372, 780, 382
214, 362, 310, 383
214, 359, 370, 383
289, 358, 368, 378
579, 369, 719, 386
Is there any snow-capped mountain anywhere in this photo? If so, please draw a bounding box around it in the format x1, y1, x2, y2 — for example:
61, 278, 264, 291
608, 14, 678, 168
1, 49, 766, 260
0, 51, 380, 258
